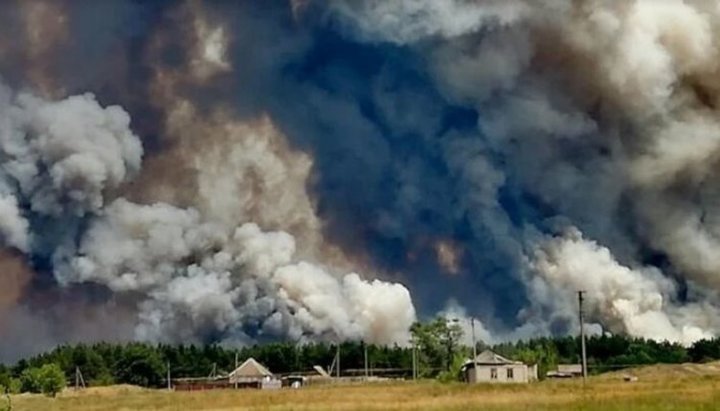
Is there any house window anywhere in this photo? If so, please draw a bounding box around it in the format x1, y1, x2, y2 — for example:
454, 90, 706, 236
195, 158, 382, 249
507, 368, 514, 379
490, 368, 498, 379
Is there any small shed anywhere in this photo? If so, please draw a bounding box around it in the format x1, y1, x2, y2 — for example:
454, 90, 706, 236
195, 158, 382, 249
461, 350, 537, 384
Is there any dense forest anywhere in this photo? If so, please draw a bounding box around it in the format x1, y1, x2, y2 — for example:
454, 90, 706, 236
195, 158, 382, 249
3, 318, 720, 393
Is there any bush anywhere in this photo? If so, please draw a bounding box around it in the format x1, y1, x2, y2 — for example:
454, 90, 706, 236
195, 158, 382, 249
20, 367, 42, 393
20, 364, 66, 397
0, 380, 20, 395
437, 354, 466, 383
0, 392, 10, 411
38, 364, 66, 397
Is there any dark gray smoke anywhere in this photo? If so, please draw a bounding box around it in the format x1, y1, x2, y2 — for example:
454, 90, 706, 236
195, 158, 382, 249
2, 0, 720, 361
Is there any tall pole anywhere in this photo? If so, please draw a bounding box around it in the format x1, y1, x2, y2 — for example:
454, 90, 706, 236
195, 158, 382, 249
336, 344, 341, 379
364, 342, 369, 379
167, 361, 171, 391
578, 290, 588, 381
471, 318, 478, 383
234, 351, 239, 389
471, 318, 477, 360
412, 339, 417, 381
75, 366, 85, 390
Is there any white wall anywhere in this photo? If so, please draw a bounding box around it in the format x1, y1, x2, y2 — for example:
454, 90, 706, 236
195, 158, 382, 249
467, 364, 530, 383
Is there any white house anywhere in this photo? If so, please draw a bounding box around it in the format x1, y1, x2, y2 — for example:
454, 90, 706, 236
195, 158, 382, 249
461, 350, 538, 384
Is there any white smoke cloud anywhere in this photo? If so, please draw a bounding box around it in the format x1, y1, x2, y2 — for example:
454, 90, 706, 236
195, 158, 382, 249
0, 84, 142, 219
0, 79, 142, 258
57, 199, 416, 345
528, 227, 718, 345
0, 194, 29, 251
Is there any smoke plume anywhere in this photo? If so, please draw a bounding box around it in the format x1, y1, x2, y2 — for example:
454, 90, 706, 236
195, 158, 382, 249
4, 0, 720, 360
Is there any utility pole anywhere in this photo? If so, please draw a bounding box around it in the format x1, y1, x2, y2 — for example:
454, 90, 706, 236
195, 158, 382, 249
336, 344, 341, 379
234, 351, 239, 389
578, 290, 588, 381
75, 367, 85, 390
471, 318, 478, 383
412, 339, 418, 381
166, 362, 171, 391
471, 318, 478, 360
364, 342, 369, 379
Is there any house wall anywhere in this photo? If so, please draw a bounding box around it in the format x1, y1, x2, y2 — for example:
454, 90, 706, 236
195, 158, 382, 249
467, 364, 530, 384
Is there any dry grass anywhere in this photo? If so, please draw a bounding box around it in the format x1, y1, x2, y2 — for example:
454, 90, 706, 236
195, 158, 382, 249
11, 363, 720, 411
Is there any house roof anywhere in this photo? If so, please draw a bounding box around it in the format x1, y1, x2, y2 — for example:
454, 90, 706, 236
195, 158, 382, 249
466, 350, 523, 366
229, 358, 273, 378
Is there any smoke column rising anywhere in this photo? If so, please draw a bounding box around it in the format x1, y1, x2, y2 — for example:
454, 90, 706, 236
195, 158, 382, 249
2, 0, 720, 360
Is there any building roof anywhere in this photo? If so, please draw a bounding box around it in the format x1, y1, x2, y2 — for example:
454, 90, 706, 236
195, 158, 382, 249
465, 350, 523, 366
557, 364, 583, 374
229, 358, 274, 379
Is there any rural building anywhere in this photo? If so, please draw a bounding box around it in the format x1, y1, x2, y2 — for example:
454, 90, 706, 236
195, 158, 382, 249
547, 364, 583, 379
174, 358, 279, 391
461, 350, 538, 384
229, 358, 280, 389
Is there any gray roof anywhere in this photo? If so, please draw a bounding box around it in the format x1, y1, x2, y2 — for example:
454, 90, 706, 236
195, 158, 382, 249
467, 350, 523, 366
229, 358, 273, 379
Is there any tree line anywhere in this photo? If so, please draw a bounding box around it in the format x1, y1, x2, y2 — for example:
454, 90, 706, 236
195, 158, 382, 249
3, 318, 720, 393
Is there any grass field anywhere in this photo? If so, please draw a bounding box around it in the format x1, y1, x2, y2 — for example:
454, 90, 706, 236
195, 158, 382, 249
10, 363, 720, 411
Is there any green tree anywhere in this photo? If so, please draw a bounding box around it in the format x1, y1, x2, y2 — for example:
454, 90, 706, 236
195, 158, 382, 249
19, 364, 65, 397
411, 317, 464, 377
38, 364, 66, 397
436, 353, 466, 383
0, 366, 10, 393
689, 338, 720, 363
115, 344, 165, 387
20, 367, 43, 393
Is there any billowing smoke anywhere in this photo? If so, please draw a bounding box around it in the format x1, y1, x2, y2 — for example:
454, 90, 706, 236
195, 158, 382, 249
0, 82, 142, 254
0, 77, 416, 352
5, 0, 720, 360
528, 228, 717, 345
323, 0, 720, 343
55, 199, 414, 345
